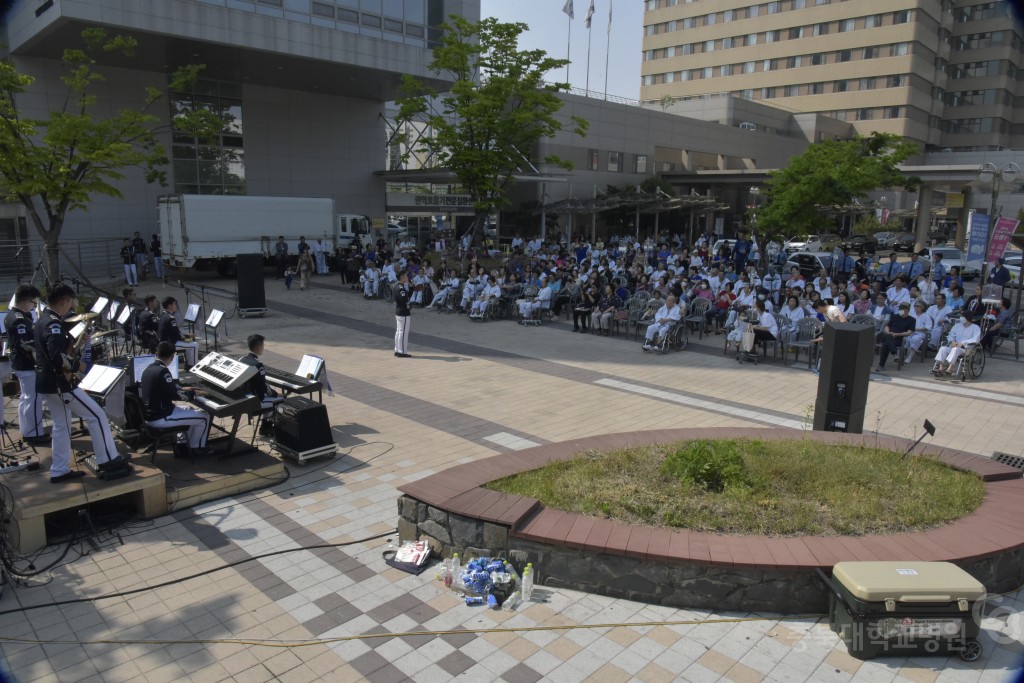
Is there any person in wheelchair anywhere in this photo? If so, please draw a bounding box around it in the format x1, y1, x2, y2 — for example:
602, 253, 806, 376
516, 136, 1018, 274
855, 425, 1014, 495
933, 312, 981, 377
641, 294, 682, 351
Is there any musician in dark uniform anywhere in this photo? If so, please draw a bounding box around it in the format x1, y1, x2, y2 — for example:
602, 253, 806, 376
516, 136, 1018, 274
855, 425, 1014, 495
394, 270, 412, 357
137, 295, 161, 353
158, 297, 198, 366
239, 334, 282, 435
5, 285, 46, 444
141, 342, 210, 454
34, 284, 125, 482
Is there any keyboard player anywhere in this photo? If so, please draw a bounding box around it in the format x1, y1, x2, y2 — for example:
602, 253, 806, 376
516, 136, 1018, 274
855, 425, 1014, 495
239, 334, 282, 433
141, 342, 210, 455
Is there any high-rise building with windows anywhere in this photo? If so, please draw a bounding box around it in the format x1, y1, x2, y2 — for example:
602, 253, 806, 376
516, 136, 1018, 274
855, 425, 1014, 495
641, 0, 1023, 152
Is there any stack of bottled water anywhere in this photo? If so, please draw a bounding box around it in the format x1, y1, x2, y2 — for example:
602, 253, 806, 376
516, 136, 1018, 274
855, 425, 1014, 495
438, 554, 536, 611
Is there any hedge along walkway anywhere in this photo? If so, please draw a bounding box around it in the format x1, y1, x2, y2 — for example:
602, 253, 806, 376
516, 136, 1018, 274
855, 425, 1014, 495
398, 427, 1024, 573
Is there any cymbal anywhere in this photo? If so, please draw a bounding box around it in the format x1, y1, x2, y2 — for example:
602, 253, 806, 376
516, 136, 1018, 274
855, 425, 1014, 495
90, 329, 120, 339
65, 311, 99, 323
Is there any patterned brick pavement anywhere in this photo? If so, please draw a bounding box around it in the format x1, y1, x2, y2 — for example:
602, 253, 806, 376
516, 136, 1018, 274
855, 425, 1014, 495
1, 274, 1023, 682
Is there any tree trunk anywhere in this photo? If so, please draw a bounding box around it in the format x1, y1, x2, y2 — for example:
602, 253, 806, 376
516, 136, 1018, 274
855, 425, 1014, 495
462, 210, 489, 249
43, 236, 62, 288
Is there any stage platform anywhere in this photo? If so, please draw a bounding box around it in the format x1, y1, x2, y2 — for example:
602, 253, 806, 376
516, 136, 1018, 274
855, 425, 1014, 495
1, 436, 285, 553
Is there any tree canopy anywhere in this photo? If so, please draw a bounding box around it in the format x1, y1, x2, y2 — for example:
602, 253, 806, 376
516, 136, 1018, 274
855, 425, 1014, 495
394, 16, 587, 244
0, 28, 220, 283
757, 132, 920, 238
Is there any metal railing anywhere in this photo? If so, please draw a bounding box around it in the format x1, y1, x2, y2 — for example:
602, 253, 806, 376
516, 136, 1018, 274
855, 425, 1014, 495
0, 236, 141, 292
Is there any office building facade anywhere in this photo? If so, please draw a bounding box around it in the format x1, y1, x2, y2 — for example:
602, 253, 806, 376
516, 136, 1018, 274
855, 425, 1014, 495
641, 0, 1024, 153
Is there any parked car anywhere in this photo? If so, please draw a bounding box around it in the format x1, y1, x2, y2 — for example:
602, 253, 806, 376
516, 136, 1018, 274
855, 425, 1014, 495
891, 232, 918, 252
1000, 252, 1020, 288
785, 234, 822, 254
917, 247, 979, 280
785, 251, 835, 279
817, 234, 843, 252
874, 232, 898, 248
843, 234, 878, 253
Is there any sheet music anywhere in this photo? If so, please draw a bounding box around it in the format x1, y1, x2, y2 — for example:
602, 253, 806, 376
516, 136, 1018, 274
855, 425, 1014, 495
296, 354, 324, 379
91, 297, 109, 314
206, 309, 224, 327
69, 322, 87, 340
116, 305, 132, 324
133, 354, 179, 383
79, 364, 124, 395
185, 303, 201, 323
107, 302, 120, 321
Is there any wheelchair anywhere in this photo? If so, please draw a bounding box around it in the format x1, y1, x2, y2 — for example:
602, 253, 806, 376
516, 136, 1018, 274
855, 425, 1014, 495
931, 343, 985, 381
646, 322, 687, 354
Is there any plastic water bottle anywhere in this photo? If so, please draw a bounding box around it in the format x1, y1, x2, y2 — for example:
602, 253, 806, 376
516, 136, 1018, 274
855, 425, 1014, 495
451, 554, 462, 591
486, 594, 500, 610
522, 567, 533, 601
465, 596, 484, 606
504, 561, 520, 588
502, 591, 521, 612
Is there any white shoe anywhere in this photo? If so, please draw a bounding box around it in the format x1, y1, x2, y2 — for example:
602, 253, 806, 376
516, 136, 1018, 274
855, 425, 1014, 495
642, 344, 652, 351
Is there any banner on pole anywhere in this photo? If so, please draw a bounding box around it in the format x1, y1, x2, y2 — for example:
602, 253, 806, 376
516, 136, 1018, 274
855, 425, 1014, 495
987, 216, 1019, 263
562, 0, 574, 18
966, 213, 990, 273
585, 0, 594, 28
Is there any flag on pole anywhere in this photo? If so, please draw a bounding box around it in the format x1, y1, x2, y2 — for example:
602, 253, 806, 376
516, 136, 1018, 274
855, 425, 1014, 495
608, 0, 613, 34
562, 0, 574, 19
585, 0, 595, 28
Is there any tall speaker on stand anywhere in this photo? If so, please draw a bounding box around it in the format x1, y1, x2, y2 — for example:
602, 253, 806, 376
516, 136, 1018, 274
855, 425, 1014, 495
236, 253, 268, 318
812, 322, 874, 434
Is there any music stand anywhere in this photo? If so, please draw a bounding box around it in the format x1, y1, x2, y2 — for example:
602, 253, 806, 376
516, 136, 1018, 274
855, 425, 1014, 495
116, 305, 134, 355
79, 364, 127, 430
90, 296, 109, 319
184, 303, 201, 339
205, 309, 224, 352
296, 354, 326, 402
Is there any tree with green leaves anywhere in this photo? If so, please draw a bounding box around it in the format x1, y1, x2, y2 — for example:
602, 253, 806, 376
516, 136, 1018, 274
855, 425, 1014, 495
0, 28, 221, 283
757, 132, 920, 241
395, 16, 587, 247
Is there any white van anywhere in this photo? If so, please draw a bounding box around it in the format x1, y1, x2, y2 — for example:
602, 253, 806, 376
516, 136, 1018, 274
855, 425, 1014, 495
337, 214, 370, 248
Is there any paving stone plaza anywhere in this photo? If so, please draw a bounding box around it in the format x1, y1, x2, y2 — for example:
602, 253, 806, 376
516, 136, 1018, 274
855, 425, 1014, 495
2, 276, 1024, 683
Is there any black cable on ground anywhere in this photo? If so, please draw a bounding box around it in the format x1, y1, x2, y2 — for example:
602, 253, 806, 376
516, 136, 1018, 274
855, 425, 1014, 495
0, 529, 394, 617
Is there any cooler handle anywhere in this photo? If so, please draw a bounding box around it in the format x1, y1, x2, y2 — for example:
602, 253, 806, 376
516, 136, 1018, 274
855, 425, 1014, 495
899, 595, 952, 603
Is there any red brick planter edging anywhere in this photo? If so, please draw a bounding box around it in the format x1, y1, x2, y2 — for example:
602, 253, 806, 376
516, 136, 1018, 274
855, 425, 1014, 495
398, 428, 1024, 610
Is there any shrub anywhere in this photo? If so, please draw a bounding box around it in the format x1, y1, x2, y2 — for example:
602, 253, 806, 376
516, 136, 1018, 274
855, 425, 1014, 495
660, 440, 747, 493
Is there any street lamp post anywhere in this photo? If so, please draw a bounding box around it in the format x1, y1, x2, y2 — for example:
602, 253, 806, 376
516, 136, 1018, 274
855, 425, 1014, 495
977, 162, 1020, 284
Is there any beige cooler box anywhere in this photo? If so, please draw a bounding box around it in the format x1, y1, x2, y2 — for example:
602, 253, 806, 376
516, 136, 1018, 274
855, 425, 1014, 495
820, 561, 986, 661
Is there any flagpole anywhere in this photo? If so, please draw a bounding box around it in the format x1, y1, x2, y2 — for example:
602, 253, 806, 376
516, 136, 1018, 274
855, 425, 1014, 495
585, 21, 593, 94
603, 0, 612, 99
566, 17, 572, 84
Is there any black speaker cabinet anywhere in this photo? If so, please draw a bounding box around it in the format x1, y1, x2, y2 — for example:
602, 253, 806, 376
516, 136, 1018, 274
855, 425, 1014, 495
236, 253, 266, 311
813, 322, 874, 434
274, 396, 333, 451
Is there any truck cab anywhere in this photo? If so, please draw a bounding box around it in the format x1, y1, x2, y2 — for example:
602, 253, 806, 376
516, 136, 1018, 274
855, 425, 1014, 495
337, 214, 370, 249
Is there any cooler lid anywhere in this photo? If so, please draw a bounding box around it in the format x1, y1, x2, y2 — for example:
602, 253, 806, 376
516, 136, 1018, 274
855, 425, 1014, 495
832, 562, 986, 603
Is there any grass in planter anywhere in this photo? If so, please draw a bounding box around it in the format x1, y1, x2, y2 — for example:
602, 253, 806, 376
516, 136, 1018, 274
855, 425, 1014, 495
486, 439, 985, 536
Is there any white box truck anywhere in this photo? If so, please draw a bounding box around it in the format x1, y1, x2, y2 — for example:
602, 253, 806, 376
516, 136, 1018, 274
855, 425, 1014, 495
157, 194, 369, 274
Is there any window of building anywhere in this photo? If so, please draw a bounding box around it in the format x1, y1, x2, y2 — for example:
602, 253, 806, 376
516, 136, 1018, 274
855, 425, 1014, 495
743, 61, 756, 74
763, 58, 777, 71
665, 46, 676, 57
634, 155, 649, 174
723, 9, 734, 22
839, 19, 854, 33
766, 2, 781, 14
889, 74, 906, 87
384, 18, 403, 33
680, 69, 690, 80
762, 86, 775, 98
704, 39, 715, 52
705, 12, 716, 25
749, 4, 759, 17
683, 17, 695, 29
815, 0, 829, 5
589, 149, 600, 171
788, 55, 802, 68
720, 64, 732, 76
643, 74, 653, 86
608, 152, 621, 172
863, 46, 877, 59
856, 108, 871, 120
838, 49, 852, 62
810, 82, 824, 94
789, 27, 804, 40
786, 84, 800, 96
793, 0, 806, 8
892, 43, 909, 56
835, 80, 848, 92
865, 14, 882, 28
746, 33, 758, 46
311, 2, 334, 18
682, 43, 694, 55
765, 30, 779, 42
703, 66, 714, 78
338, 8, 359, 23
741, 88, 754, 99
257, 0, 282, 6
813, 23, 828, 36
170, 80, 245, 195
860, 77, 875, 90
722, 37, 733, 49
811, 52, 825, 65
664, 71, 675, 83
661, 161, 675, 172
893, 9, 911, 24
361, 13, 382, 28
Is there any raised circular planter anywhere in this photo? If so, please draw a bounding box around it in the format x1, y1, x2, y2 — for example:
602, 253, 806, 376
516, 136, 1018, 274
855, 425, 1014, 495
397, 428, 1024, 613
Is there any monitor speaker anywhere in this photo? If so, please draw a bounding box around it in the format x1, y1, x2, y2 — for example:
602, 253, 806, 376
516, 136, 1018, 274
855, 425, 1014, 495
274, 396, 333, 452
236, 253, 266, 310
812, 322, 874, 434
